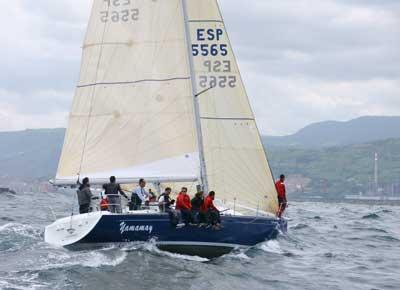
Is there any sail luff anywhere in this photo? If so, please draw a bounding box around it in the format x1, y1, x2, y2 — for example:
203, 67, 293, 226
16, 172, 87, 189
78, 3, 111, 180
181, 0, 209, 192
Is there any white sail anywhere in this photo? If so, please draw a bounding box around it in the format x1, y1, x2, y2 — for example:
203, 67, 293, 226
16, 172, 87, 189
185, 0, 279, 213
57, 0, 278, 215
55, 0, 199, 185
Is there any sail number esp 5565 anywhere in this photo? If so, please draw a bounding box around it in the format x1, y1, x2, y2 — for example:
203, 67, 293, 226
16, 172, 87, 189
192, 28, 237, 88
100, 0, 139, 23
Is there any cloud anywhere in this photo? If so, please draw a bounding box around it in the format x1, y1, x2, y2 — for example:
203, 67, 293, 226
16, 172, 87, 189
0, 0, 398, 135
0, 0, 90, 131
219, 0, 400, 134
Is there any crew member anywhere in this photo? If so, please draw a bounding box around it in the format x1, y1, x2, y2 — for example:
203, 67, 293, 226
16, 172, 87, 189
275, 174, 287, 218
158, 187, 178, 225
148, 189, 157, 202
102, 176, 128, 213
131, 178, 150, 210
191, 191, 205, 224
203, 191, 221, 229
77, 177, 93, 214
158, 187, 175, 212
176, 187, 192, 224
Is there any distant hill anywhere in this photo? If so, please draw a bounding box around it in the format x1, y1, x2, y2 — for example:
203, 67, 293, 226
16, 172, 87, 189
263, 116, 400, 148
0, 128, 65, 180
268, 138, 400, 196
0, 117, 399, 196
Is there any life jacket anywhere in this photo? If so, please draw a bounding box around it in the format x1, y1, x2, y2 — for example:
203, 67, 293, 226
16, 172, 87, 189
176, 192, 192, 210
204, 196, 218, 212
275, 181, 286, 200
100, 197, 109, 210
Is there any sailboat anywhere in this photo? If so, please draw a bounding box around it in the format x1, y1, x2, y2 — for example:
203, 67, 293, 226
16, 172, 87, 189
45, 0, 287, 258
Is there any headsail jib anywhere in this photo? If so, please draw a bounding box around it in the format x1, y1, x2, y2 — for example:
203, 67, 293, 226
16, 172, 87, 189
184, 0, 279, 214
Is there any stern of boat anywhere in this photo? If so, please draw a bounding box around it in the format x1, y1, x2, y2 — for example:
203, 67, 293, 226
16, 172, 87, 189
45, 211, 105, 247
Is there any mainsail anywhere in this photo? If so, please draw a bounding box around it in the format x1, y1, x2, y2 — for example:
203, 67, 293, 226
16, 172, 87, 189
56, 0, 278, 214
56, 0, 199, 185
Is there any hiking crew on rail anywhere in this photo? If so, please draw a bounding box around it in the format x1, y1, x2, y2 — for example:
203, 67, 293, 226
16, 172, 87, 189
77, 174, 288, 226
77, 176, 225, 228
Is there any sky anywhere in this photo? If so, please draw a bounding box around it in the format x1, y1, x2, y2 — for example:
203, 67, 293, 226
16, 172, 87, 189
0, 0, 399, 135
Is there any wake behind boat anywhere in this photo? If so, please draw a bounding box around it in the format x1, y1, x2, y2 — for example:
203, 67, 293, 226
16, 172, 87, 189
45, 0, 287, 258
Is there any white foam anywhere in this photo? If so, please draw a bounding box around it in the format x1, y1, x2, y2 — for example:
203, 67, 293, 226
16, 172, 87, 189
0, 272, 49, 290
0, 223, 42, 240
81, 251, 128, 267
226, 251, 251, 260
37, 248, 128, 272
259, 240, 284, 254
127, 241, 209, 262
0, 222, 15, 231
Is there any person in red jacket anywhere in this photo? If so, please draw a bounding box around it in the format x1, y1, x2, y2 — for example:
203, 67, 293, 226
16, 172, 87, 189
176, 187, 192, 224
275, 174, 287, 218
203, 191, 221, 228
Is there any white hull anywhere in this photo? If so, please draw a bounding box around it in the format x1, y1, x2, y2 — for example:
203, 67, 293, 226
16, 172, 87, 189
45, 211, 104, 247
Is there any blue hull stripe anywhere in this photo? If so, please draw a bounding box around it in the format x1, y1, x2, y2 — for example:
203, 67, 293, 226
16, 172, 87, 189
78, 214, 287, 247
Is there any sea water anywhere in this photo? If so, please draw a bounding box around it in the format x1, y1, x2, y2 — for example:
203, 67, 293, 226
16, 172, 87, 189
0, 191, 399, 290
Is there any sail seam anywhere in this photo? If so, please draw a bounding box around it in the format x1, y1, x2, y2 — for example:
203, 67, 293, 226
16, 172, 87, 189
82, 39, 185, 48
188, 20, 223, 23
200, 117, 255, 121
77, 77, 191, 88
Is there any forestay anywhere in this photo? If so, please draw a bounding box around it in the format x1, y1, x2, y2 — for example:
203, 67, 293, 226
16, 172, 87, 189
185, 0, 279, 214
56, 0, 199, 185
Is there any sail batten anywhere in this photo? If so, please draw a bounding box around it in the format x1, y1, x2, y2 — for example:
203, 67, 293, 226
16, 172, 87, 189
76, 77, 191, 88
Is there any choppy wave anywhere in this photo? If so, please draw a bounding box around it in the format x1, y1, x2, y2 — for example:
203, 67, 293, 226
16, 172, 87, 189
228, 252, 251, 260
0, 217, 15, 222
0, 270, 55, 290
369, 235, 400, 242
0, 223, 43, 252
0, 223, 42, 239
362, 213, 380, 219
352, 227, 388, 233
258, 240, 284, 255
291, 223, 309, 230
1, 193, 400, 290
133, 242, 209, 262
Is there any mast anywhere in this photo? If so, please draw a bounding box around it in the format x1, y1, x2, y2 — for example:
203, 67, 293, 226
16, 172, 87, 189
181, 0, 209, 193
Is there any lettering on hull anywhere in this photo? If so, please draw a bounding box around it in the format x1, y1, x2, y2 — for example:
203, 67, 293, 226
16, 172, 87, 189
120, 222, 153, 235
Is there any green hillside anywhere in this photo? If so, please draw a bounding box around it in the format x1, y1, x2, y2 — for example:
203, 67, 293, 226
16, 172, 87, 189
264, 116, 400, 148
267, 138, 400, 196
0, 127, 399, 196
